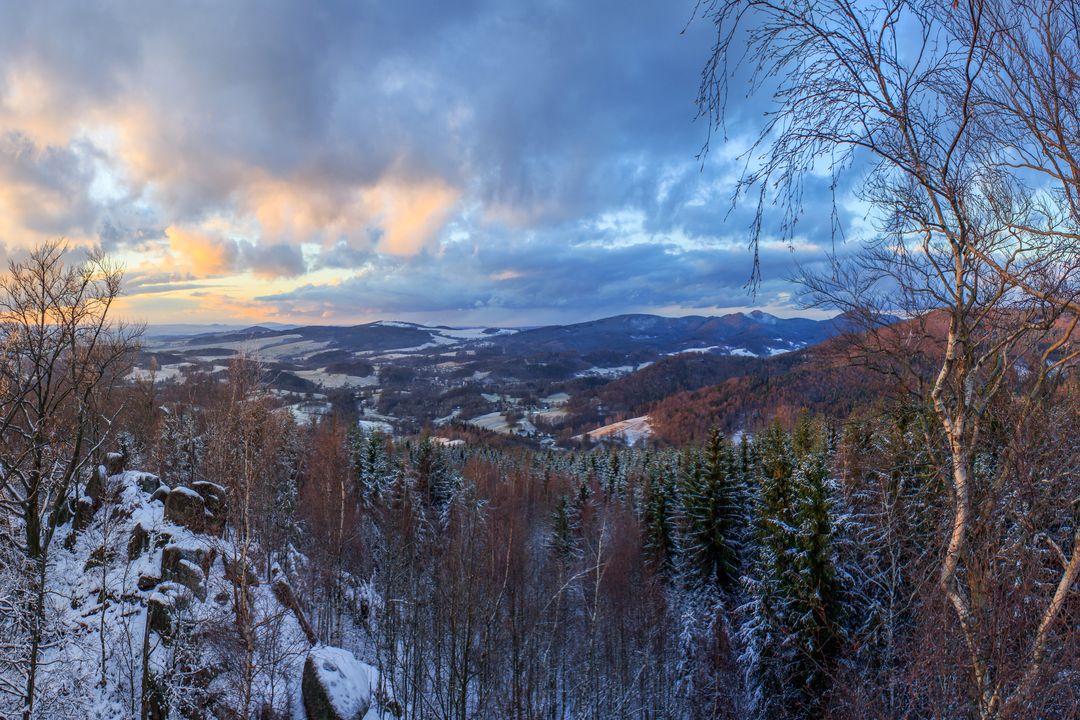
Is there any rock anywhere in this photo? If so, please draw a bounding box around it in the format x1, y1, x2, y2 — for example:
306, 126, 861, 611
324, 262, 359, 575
191, 481, 227, 514
173, 559, 206, 601
301, 646, 380, 720
138, 573, 161, 591
128, 522, 150, 558
164, 486, 209, 532
84, 545, 117, 571
162, 542, 214, 601
272, 570, 317, 645
73, 496, 96, 531
223, 555, 259, 587
129, 471, 163, 494
84, 466, 106, 505
153, 530, 173, 549
146, 582, 193, 637
105, 451, 126, 476
147, 594, 173, 635
162, 542, 214, 575
150, 485, 170, 504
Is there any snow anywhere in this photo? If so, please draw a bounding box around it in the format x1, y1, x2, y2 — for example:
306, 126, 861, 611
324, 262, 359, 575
466, 411, 535, 436
170, 485, 203, 502
294, 368, 380, 389
667, 346, 721, 355
574, 416, 653, 446
373, 320, 419, 329
357, 419, 394, 434
728, 348, 756, 357
532, 408, 568, 423
575, 365, 638, 378
433, 408, 462, 426
307, 645, 380, 719
287, 401, 333, 424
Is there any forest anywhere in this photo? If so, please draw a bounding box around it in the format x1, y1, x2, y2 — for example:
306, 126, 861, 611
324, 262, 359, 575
0, 241, 1073, 720
1, 0, 1080, 718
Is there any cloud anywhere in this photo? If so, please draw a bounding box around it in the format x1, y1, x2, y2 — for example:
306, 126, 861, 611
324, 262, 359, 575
165, 225, 305, 279
0, 0, 850, 323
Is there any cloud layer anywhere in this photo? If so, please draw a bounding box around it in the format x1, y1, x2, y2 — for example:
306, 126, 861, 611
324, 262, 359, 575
0, 0, 848, 324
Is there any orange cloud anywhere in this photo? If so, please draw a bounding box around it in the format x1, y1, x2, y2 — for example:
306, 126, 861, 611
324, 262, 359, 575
371, 180, 459, 255
165, 225, 235, 276
245, 176, 459, 255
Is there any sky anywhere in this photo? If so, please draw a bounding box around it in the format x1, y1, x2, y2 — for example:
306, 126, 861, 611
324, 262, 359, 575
0, 0, 853, 327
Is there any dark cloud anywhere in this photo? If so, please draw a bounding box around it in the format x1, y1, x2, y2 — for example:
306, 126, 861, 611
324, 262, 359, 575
0, 0, 849, 321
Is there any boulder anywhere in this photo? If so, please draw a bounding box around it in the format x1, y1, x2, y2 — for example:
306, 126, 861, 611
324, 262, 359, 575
162, 542, 214, 575
191, 481, 227, 514
301, 646, 380, 720
164, 486, 209, 532
128, 522, 150, 559
162, 542, 214, 601
105, 451, 126, 476
137, 573, 161, 591
172, 559, 206, 601
128, 471, 163, 494
84, 466, 106, 505
73, 495, 96, 531
223, 555, 259, 587
150, 485, 170, 504
146, 582, 194, 637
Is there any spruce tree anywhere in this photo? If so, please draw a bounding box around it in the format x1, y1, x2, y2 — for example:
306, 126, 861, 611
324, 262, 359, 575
681, 428, 746, 594
548, 493, 580, 560
745, 421, 844, 720
642, 466, 677, 574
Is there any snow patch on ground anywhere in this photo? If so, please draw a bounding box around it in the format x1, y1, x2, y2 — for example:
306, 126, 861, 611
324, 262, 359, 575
358, 419, 394, 434
574, 416, 653, 446
294, 368, 380, 389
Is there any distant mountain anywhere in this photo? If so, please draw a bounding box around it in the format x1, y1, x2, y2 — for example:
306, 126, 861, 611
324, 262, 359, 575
135, 311, 871, 436
143, 311, 850, 367
144, 322, 297, 337
466, 311, 850, 359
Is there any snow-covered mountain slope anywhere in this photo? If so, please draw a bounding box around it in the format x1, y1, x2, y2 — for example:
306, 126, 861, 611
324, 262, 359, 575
3, 466, 393, 720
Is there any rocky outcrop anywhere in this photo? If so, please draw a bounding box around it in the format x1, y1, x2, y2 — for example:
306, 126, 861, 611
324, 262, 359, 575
164, 486, 210, 532
161, 543, 215, 601
105, 451, 126, 476
191, 481, 226, 514
128, 522, 151, 558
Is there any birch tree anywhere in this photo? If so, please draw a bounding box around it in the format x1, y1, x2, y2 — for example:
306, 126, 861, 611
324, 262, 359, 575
698, 1, 1080, 715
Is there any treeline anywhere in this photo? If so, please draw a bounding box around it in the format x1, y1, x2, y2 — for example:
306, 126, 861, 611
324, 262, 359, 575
316, 395, 1078, 719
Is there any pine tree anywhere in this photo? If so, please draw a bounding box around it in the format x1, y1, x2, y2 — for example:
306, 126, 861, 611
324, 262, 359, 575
412, 437, 456, 510
642, 466, 677, 573
680, 429, 746, 594
355, 430, 395, 501
158, 405, 203, 488
787, 448, 843, 717
744, 421, 844, 720
548, 493, 580, 560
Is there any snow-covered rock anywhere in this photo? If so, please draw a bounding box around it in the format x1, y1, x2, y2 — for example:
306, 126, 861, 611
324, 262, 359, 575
301, 645, 385, 720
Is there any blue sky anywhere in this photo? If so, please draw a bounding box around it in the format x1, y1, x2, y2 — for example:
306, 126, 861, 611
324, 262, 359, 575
0, 0, 853, 325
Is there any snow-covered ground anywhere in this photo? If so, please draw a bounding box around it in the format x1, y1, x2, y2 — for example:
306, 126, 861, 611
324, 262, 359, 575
293, 368, 380, 389
465, 411, 536, 436
574, 416, 653, 446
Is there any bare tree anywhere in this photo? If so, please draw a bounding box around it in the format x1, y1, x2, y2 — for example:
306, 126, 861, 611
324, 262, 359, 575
697, 1, 1080, 716
0, 240, 140, 719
